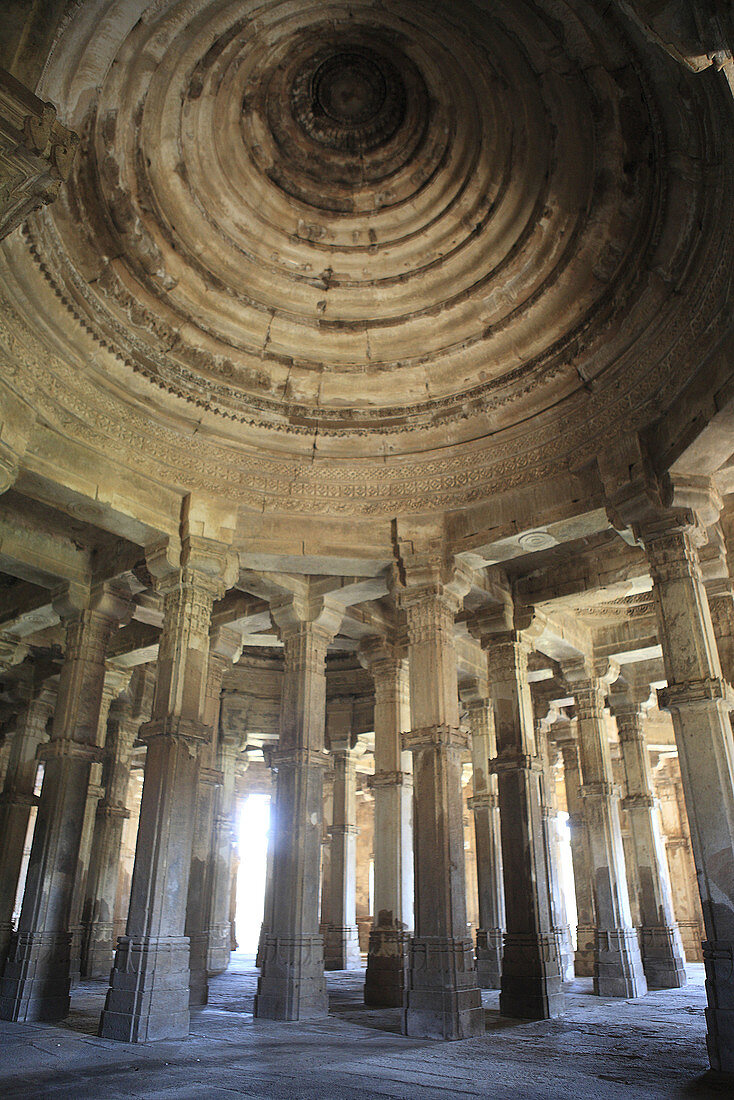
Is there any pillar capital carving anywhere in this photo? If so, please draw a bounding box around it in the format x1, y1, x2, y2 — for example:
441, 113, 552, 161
403, 723, 469, 753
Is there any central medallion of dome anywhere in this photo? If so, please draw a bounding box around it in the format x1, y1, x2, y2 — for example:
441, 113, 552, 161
290, 44, 406, 154
314, 53, 386, 125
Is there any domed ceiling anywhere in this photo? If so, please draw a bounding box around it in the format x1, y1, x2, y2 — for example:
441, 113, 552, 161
2, 0, 733, 515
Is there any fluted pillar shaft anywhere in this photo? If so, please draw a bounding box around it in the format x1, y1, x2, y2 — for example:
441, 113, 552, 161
465, 698, 505, 989
0, 589, 129, 1023
641, 521, 734, 1072
611, 697, 686, 989
363, 645, 413, 1006
564, 663, 646, 998
100, 535, 234, 1042
556, 727, 596, 976
484, 633, 564, 1019
254, 597, 342, 1021
0, 690, 53, 964
399, 583, 482, 1040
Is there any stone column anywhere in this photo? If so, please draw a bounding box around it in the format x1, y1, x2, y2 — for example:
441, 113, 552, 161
319, 765, 335, 937
0, 686, 54, 964
464, 695, 505, 990
555, 719, 596, 976
70, 670, 130, 984
653, 756, 704, 961
323, 700, 361, 970
362, 641, 413, 1007
81, 682, 139, 979
99, 532, 236, 1042
481, 627, 564, 1019
254, 594, 342, 1021
640, 517, 734, 1071
609, 686, 687, 989
187, 627, 242, 1005
0, 585, 130, 1022
207, 728, 241, 975
562, 660, 646, 998
398, 570, 483, 1040
537, 721, 574, 982
256, 751, 276, 969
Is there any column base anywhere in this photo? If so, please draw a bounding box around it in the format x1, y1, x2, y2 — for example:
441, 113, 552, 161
575, 924, 596, 977
188, 931, 209, 1006
403, 936, 484, 1040
0, 921, 14, 968
640, 926, 687, 989
704, 940, 734, 1074
499, 932, 565, 1019
69, 925, 82, 987
678, 920, 704, 963
364, 927, 411, 1006
475, 927, 503, 989
254, 934, 328, 1021
81, 921, 115, 980
98, 935, 191, 1042
323, 925, 362, 970
206, 921, 231, 976
594, 928, 647, 998
0, 931, 71, 1022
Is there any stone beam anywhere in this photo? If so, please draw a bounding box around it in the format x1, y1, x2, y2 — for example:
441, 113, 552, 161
0, 506, 90, 590
516, 540, 651, 609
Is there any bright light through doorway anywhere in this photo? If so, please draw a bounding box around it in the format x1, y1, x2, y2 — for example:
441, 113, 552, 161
234, 794, 271, 954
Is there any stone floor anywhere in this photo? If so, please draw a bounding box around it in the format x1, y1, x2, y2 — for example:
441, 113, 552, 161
0, 957, 730, 1099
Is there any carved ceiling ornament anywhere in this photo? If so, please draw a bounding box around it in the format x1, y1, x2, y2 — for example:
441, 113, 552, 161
0, 0, 732, 518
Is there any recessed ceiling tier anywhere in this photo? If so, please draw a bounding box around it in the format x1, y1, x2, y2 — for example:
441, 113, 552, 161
2, 0, 732, 514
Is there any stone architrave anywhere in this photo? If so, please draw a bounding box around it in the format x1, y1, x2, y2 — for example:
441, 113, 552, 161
323, 699, 361, 970
99, 530, 237, 1043
609, 684, 687, 989
562, 659, 647, 999
463, 693, 505, 990
639, 515, 734, 1073
187, 626, 242, 1005
554, 719, 597, 976
536, 718, 574, 983
0, 585, 131, 1023
361, 640, 414, 1007
254, 593, 343, 1021
479, 621, 565, 1021
397, 553, 483, 1041
0, 684, 54, 964
80, 677, 140, 979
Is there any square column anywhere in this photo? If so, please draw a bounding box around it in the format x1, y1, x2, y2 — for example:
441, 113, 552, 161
482, 630, 565, 1020
206, 731, 240, 975
609, 685, 687, 989
0, 684, 54, 965
562, 660, 647, 998
536, 720, 574, 982
323, 700, 362, 970
555, 720, 597, 976
99, 529, 236, 1042
398, 567, 483, 1041
254, 595, 342, 1021
652, 757, 704, 961
463, 695, 505, 990
361, 641, 413, 1007
187, 628, 242, 1005
0, 586, 131, 1023
640, 518, 734, 1072
81, 675, 145, 980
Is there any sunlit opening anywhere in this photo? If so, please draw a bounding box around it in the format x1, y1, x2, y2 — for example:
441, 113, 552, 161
234, 793, 271, 954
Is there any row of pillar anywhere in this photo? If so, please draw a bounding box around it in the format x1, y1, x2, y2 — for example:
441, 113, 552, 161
0, 506, 732, 1073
